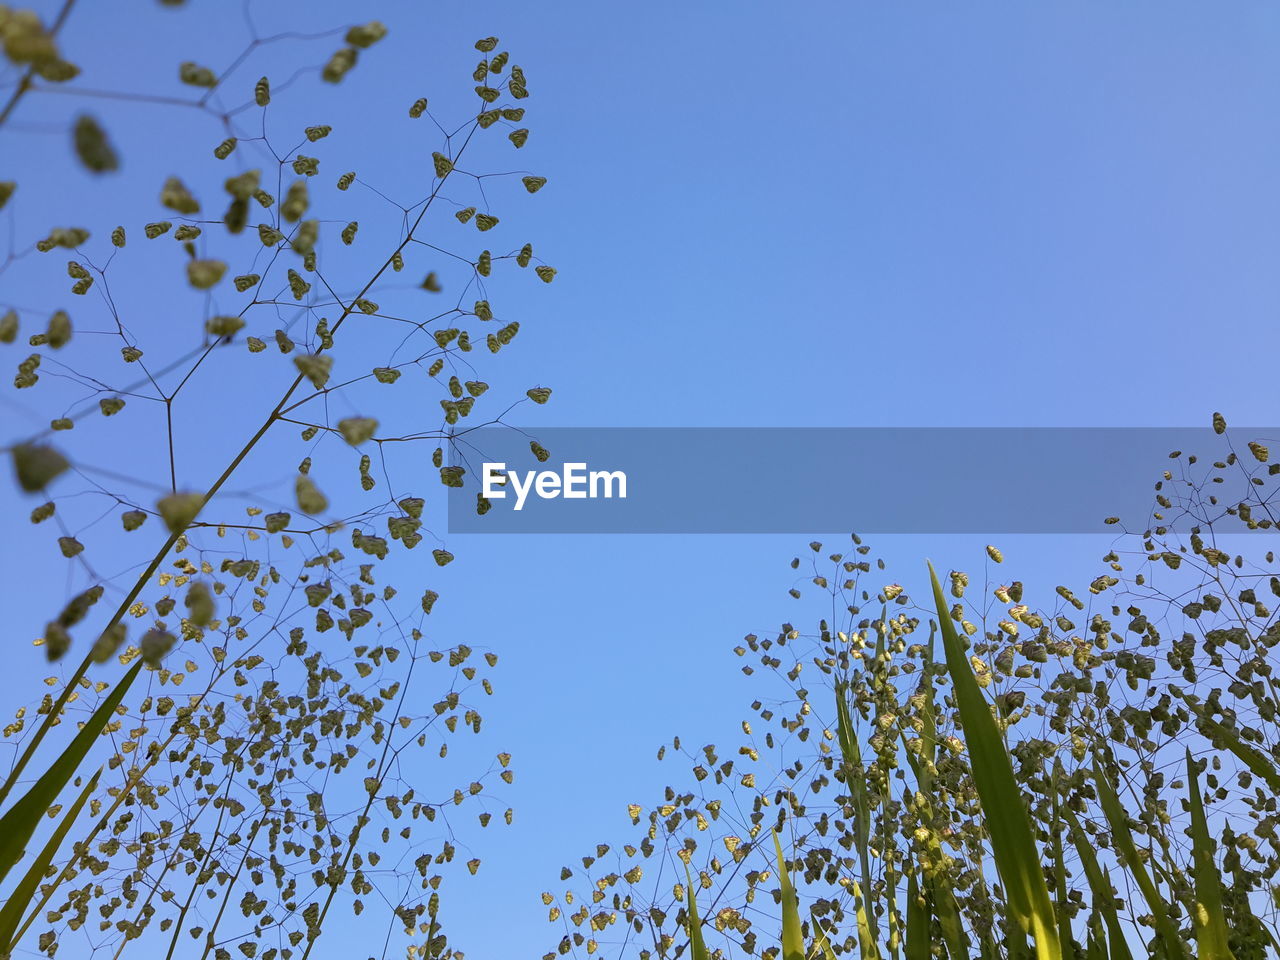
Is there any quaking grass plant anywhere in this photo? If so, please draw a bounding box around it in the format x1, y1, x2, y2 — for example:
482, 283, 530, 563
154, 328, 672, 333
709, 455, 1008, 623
1, 5, 555, 958
544, 417, 1280, 960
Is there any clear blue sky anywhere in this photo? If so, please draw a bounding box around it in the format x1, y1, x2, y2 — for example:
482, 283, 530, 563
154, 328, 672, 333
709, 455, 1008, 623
3, 1, 1279, 957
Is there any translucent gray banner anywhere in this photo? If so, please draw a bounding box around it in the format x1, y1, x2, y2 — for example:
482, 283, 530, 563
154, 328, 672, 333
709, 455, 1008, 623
442, 427, 1277, 533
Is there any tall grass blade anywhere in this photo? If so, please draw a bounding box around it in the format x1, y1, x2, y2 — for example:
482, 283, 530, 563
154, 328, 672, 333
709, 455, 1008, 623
1092, 756, 1188, 959
683, 863, 710, 960
1061, 805, 1134, 960
1192, 709, 1280, 792
1048, 763, 1074, 958
0, 766, 101, 952
1185, 750, 1235, 960
927, 562, 1060, 960
1084, 911, 1108, 960
897, 628, 968, 960
810, 913, 840, 960
773, 830, 805, 960
836, 681, 879, 946
904, 871, 928, 960
852, 880, 882, 960
0, 661, 141, 883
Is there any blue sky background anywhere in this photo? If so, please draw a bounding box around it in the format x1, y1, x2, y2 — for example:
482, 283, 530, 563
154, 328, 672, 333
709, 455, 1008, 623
3, 1, 1280, 957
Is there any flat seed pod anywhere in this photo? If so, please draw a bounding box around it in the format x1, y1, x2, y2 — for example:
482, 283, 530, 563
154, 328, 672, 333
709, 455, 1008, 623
257, 223, 284, 246
374, 366, 400, 384
292, 155, 319, 176
346, 21, 387, 47
246, 336, 266, 352
73, 115, 118, 172
90, 622, 126, 663
409, 97, 428, 118
0, 182, 14, 211
121, 509, 146, 531
281, 180, 309, 222
475, 85, 499, 102
337, 171, 355, 190
287, 268, 311, 299
275, 330, 294, 353
432, 549, 454, 567
160, 176, 199, 213
186, 259, 227, 289
111, 226, 125, 247
46, 310, 71, 347
206, 315, 244, 337
293, 219, 318, 255
98, 397, 124, 415
264, 511, 290, 533
508, 128, 529, 148
432, 152, 453, 177
213, 137, 237, 159
157, 491, 203, 532
501, 107, 524, 121
184, 581, 215, 626
224, 169, 259, 200
474, 213, 498, 231
305, 125, 332, 142
338, 417, 378, 446
41, 622, 70, 660
293, 353, 332, 388
36, 227, 90, 251
535, 265, 556, 283
234, 273, 260, 292
145, 221, 173, 239
254, 75, 270, 105
421, 271, 442, 292
342, 221, 358, 245
527, 387, 551, 404
0, 310, 18, 343
140, 628, 176, 667
173, 224, 201, 240
295, 474, 328, 514
13, 444, 70, 492
517, 243, 532, 267
477, 109, 500, 128
179, 61, 216, 87
477, 250, 491, 276
322, 47, 358, 83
